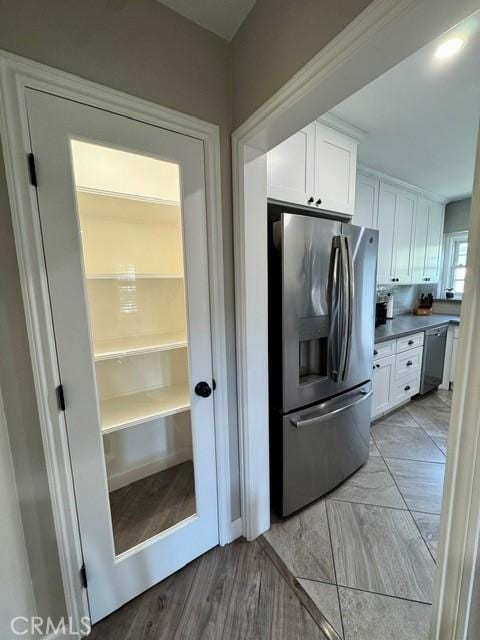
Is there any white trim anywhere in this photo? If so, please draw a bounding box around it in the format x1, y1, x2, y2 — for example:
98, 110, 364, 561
317, 112, 367, 143
440, 231, 469, 300
0, 49, 235, 631
430, 127, 480, 640
233, 0, 478, 541
357, 164, 447, 204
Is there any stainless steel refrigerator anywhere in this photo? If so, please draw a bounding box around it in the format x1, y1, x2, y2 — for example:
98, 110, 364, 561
268, 210, 378, 516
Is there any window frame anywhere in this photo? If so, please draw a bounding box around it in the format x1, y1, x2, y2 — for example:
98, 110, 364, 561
441, 230, 469, 300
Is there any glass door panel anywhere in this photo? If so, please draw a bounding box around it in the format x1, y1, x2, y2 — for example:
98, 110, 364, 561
70, 140, 196, 555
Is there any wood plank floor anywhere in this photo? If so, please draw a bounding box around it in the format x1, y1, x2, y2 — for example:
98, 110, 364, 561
109, 460, 196, 554
88, 539, 329, 640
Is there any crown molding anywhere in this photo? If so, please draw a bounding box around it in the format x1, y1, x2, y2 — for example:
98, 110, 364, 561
358, 163, 447, 204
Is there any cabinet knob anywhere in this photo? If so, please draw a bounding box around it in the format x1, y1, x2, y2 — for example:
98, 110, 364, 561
315, 198, 322, 206
307, 196, 314, 204
374, 350, 378, 355
406, 360, 413, 367
404, 385, 411, 391
408, 340, 414, 345
375, 363, 380, 368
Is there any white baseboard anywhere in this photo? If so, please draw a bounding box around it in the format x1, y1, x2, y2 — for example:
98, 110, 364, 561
107, 447, 193, 492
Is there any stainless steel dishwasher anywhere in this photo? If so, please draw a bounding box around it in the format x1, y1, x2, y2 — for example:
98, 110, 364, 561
420, 325, 448, 394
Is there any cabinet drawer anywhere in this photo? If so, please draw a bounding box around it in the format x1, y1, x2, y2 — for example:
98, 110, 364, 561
396, 332, 424, 353
395, 346, 423, 379
391, 373, 421, 405
373, 340, 396, 361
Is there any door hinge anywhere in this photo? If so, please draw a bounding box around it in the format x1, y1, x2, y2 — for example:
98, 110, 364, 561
57, 384, 66, 411
80, 564, 88, 589
27, 153, 37, 187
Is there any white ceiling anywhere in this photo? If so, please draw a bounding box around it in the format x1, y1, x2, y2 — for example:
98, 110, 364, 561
157, 0, 256, 40
331, 15, 480, 201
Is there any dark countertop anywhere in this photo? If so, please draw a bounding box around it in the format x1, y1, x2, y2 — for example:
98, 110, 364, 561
375, 314, 460, 343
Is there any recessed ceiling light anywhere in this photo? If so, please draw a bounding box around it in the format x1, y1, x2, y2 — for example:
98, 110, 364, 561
435, 37, 465, 59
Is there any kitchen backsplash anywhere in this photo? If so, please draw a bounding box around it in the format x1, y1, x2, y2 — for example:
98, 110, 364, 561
376, 284, 438, 316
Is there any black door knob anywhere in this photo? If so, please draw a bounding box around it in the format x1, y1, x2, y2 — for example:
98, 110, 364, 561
307, 196, 314, 204
194, 381, 212, 398
315, 198, 322, 206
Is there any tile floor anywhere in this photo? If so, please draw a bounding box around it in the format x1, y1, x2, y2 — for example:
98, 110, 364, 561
263, 389, 451, 640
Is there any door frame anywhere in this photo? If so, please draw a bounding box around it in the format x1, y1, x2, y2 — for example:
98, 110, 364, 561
232, 0, 480, 637
0, 50, 236, 632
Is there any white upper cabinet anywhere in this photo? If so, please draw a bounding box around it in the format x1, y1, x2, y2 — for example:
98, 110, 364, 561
393, 189, 417, 284
356, 170, 444, 287
313, 122, 357, 215
267, 123, 315, 207
424, 200, 445, 282
354, 173, 379, 228
377, 183, 417, 285
267, 120, 358, 215
376, 183, 397, 284
412, 197, 445, 284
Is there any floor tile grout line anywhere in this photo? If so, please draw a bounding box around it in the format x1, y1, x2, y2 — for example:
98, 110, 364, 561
371, 426, 446, 464
294, 575, 434, 607
373, 410, 443, 567
402, 404, 450, 458
324, 501, 346, 639
327, 497, 411, 514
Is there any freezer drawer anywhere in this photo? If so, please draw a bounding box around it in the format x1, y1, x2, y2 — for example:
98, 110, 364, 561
270, 383, 372, 517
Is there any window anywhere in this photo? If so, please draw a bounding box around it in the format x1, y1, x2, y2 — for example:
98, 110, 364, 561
442, 231, 469, 298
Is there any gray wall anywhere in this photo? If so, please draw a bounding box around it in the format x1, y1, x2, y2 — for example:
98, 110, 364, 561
0, 0, 236, 626
231, 0, 372, 127
444, 197, 471, 233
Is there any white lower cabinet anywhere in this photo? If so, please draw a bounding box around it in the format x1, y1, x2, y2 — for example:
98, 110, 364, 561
372, 332, 425, 420
372, 354, 396, 418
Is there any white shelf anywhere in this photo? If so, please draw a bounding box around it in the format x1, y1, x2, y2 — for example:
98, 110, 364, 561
94, 332, 187, 360
100, 384, 190, 434
86, 272, 183, 280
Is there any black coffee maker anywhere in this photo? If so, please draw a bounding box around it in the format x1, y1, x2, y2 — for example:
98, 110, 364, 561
375, 301, 387, 327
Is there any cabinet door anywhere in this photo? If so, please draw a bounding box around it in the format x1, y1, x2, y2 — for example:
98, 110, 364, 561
412, 196, 429, 284
372, 355, 395, 419
392, 189, 416, 284
267, 123, 315, 207
354, 173, 379, 228
26, 88, 219, 622
377, 183, 397, 284
314, 122, 357, 215
424, 201, 445, 282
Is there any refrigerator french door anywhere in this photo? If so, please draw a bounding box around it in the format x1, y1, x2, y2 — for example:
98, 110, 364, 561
25, 88, 219, 622
268, 211, 378, 516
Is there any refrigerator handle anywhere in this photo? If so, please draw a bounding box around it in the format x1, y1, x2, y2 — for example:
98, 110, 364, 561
327, 238, 341, 379
338, 235, 353, 382
290, 388, 372, 428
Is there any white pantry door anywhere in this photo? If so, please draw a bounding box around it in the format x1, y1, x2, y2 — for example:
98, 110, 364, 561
25, 89, 219, 622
